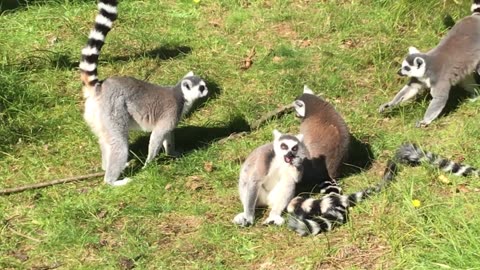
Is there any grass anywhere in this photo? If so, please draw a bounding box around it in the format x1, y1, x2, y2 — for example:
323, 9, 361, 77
1, 0, 480, 269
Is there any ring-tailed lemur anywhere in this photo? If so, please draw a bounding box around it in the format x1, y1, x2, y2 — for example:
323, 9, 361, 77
287, 159, 398, 236
379, 0, 480, 127
80, 0, 208, 186
397, 142, 479, 176
293, 86, 350, 194
233, 130, 308, 227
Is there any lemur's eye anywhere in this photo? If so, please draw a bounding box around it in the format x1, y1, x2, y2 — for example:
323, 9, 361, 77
199, 85, 205, 92
292, 145, 298, 151
295, 101, 303, 107
404, 66, 411, 71
183, 82, 191, 90
280, 143, 288, 150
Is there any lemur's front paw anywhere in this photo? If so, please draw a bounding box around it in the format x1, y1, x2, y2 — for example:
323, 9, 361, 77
233, 213, 254, 227
378, 102, 391, 113
262, 215, 285, 226
415, 120, 429, 128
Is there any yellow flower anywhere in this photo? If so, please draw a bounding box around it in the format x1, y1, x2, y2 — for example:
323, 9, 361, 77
193, 0, 200, 3
412, 199, 421, 208
438, 174, 450, 184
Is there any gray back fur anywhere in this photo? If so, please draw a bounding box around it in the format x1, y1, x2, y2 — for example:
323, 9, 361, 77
425, 15, 480, 85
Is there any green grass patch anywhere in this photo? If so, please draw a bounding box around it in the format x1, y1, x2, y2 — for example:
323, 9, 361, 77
1, 0, 480, 269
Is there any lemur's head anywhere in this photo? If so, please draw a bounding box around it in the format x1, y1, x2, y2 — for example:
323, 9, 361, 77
292, 85, 315, 118
179, 71, 209, 103
398, 47, 426, 78
272, 129, 304, 165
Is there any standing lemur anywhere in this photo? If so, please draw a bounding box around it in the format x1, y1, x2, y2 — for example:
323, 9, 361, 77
80, 0, 208, 186
379, 0, 480, 127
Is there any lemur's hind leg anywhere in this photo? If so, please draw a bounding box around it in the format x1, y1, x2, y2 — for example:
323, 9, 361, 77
102, 131, 130, 186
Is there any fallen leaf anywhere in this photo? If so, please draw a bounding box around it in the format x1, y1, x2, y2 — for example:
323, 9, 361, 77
165, 184, 172, 190
240, 47, 256, 70
9, 250, 29, 262
119, 257, 135, 270
209, 19, 221, 27
456, 184, 470, 193
98, 239, 108, 247
118, 202, 127, 210
96, 210, 108, 219
298, 39, 311, 48
272, 56, 282, 63
204, 162, 214, 172
185, 176, 204, 191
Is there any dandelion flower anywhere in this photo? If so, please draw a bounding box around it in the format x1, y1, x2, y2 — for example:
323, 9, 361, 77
412, 199, 421, 208
438, 174, 450, 184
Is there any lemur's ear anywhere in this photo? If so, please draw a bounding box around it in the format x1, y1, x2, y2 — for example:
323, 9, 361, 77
414, 57, 424, 68
273, 129, 282, 140
184, 71, 194, 78
303, 85, 314, 94
408, 46, 420, 54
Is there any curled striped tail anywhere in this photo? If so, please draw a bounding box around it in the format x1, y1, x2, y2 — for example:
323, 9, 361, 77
396, 143, 479, 177
79, 0, 118, 90
287, 160, 398, 236
472, 0, 480, 14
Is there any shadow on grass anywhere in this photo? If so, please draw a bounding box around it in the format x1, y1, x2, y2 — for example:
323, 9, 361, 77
13, 45, 192, 72
1, 0, 90, 14
111, 46, 192, 62
342, 135, 374, 177
443, 14, 455, 30
0, 67, 56, 156
126, 116, 250, 174
296, 134, 374, 195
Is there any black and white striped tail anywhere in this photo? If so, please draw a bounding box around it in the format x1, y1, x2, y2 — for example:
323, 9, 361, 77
396, 143, 479, 177
79, 0, 118, 88
472, 0, 480, 14
287, 160, 398, 236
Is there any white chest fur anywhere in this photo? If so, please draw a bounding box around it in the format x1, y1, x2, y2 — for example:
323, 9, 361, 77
257, 158, 299, 206
84, 96, 103, 136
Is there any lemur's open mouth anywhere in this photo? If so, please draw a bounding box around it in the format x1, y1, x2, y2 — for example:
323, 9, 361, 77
284, 153, 295, 164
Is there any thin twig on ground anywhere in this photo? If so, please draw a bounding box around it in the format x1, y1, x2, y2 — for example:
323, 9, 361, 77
0, 172, 105, 196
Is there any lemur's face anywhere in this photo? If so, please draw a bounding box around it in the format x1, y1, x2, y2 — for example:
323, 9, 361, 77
272, 130, 304, 165
398, 57, 426, 78
293, 100, 305, 118
398, 47, 426, 78
181, 71, 208, 103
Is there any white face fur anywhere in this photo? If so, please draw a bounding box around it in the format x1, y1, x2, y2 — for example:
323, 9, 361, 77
292, 85, 314, 118
293, 100, 305, 118
181, 71, 209, 104
398, 47, 426, 78
272, 129, 304, 165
